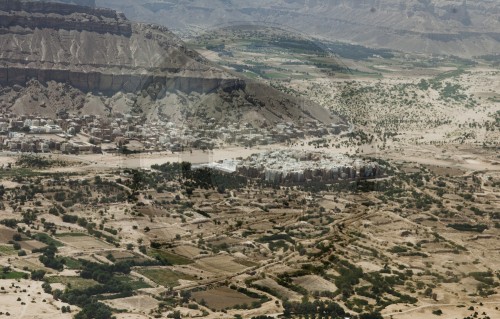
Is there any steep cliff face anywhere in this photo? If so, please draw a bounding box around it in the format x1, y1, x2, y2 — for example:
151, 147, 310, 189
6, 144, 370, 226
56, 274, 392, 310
0, 0, 340, 126
97, 0, 500, 57
0, 0, 237, 93
0, 8, 131, 35
32, 0, 95, 6
0, 67, 246, 93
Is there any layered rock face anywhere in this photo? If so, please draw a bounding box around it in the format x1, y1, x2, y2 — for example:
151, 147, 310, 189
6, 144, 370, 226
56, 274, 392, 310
0, 0, 128, 34
31, 0, 95, 6
0, 66, 245, 94
0, 0, 341, 126
0, 0, 240, 94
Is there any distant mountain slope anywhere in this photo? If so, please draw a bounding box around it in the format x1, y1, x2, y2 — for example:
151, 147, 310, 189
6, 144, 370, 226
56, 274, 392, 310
29, 0, 95, 6
96, 0, 500, 57
0, 0, 227, 93
0, 0, 340, 127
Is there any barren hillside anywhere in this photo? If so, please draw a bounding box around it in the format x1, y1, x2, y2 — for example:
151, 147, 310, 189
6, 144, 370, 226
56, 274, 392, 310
0, 0, 340, 127
97, 0, 500, 57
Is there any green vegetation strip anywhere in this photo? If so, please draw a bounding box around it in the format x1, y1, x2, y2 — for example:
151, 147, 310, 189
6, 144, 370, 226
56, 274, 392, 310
47, 276, 99, 290
0, 245, 17, 256
114, 275, 152, 290
0, 269, 28, 279
147, 249, 193, 265
33, 233, 64, 247
56, 232, 89, 237
137, 268, 194, 287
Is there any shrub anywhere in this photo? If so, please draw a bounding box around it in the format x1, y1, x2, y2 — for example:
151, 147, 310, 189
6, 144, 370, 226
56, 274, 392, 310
432, 309, 443, 316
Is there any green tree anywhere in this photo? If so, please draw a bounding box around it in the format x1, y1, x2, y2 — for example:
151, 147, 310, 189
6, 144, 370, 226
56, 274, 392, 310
31, 270, 46, 281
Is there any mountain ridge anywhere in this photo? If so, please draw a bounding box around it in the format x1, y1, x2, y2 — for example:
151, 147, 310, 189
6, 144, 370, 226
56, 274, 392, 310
0, 0, 340, 128
96, 0, 500, 57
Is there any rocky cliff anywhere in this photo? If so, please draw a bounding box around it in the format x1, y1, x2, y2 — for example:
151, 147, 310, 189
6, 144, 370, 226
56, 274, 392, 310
0, 3, 130, 35
31, 0, 95, 6
0, 66, 245, 94
0, 0, 235, 94
0, 0, 340, 126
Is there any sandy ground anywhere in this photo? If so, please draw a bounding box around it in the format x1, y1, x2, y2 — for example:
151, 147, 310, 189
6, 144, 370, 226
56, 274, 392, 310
114, 314, 150, 319
103, 295, 159, 313
56, 235, 114, 251
0, 279, 75, 318
383, 298, 500, 319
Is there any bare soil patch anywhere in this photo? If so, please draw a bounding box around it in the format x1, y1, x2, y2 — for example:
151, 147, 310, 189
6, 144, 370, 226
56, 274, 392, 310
172, 245, 202, 258
194, 255, 248, 274
0, 226, 16, 244
0, 279, 75, 318
103, 295, 159, 313
292, 275, 338, 293
19, 240, 47, 251
56, 234, 113, 250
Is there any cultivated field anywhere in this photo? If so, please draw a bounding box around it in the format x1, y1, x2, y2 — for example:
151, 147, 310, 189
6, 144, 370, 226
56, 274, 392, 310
192, 287, 259, 310
137, 267, 196, 288
56, 234, 114, 250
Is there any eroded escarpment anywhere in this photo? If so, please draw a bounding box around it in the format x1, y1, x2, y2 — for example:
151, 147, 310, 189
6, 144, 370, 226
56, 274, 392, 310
0, 67, 246, 94
0, 0, 240, 94
0, 0, 342, 127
